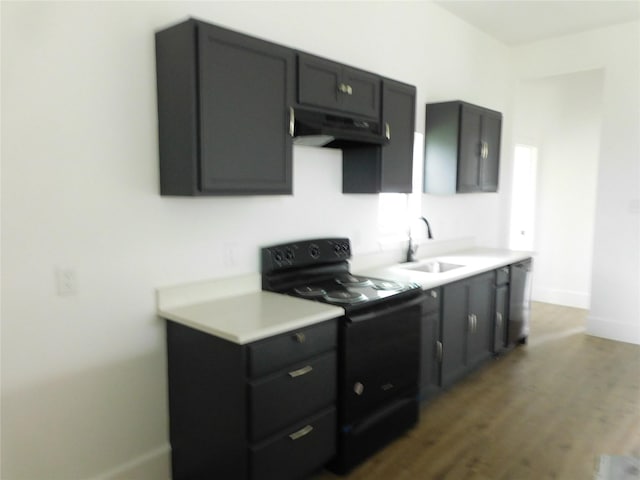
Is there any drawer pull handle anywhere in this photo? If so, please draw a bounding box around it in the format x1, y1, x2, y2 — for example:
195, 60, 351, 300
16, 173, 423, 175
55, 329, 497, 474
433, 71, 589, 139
288, 365, 313, 378
289, 424, 313, 441
293, 332, 306, 343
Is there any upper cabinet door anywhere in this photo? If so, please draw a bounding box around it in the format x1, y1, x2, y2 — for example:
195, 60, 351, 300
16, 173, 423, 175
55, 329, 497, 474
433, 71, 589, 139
379, 79, 415, 193
341, 67, 380, 119
297, 53, 380, 119
479, 111, 502, 192
457, 104, 483, 193
297, 54, 342, 111
155, 20, 294, 196
198, 24, 294, 194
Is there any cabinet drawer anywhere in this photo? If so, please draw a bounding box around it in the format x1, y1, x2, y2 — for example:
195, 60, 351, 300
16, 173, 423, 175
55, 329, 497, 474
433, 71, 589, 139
248, 320, 337, 378
251, 407, 336, 480
250, 351, 336, 442
422, 288, 441, 314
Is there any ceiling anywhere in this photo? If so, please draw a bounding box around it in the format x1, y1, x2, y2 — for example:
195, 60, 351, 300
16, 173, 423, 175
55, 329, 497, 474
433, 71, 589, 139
435, 0, 640, 45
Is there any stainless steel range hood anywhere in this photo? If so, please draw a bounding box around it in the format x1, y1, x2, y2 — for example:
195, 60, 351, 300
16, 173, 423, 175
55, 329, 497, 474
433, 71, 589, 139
291, 107, 389, 148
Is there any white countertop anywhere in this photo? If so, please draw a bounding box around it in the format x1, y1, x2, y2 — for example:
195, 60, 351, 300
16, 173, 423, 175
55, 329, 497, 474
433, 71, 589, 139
156, 274, 344, 344
357, 247, 533, 290
156, 247, 531, 344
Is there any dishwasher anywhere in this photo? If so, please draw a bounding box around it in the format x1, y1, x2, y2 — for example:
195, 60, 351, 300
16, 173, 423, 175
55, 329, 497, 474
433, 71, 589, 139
508, 259, 533, 346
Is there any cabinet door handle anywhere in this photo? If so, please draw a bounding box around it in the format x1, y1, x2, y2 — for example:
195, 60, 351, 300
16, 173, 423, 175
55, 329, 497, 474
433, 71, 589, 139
470, 314, 477, 333
474, 314, 478, 332
385, 122, 391, 140
293, 332, 305, 343
288, 365, 313, 378
338, 83, 353, 95
289, 424, 313, 440
436, 341, 443, 361
289, 107, 295, 137
430, 290, 438, 299
496, 312, 503, 328
485, 142, 489, 159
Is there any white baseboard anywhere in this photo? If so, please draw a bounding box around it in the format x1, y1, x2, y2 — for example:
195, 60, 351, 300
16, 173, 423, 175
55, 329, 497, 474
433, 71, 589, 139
532, 286, 590, 309
87, 444, 171, 480
586, 315, 640, 345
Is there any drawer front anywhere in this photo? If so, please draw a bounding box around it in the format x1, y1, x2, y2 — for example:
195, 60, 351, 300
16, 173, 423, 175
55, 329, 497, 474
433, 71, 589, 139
248, 319, 337, 378
422, 288, 441, 314
250, 351, 336, 442
251, 407, 336, 480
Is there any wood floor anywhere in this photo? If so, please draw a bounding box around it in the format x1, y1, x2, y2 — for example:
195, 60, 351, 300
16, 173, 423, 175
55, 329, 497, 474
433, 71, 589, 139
316, 302, 640, 479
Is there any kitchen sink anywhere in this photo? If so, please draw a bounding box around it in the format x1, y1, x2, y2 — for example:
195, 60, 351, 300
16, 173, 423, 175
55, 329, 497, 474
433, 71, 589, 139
399, 261, 464, 273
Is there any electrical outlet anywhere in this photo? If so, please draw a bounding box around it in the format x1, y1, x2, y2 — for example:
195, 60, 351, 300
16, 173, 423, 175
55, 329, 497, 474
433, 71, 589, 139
55, 267, 77, 296
223, 243, 238, 267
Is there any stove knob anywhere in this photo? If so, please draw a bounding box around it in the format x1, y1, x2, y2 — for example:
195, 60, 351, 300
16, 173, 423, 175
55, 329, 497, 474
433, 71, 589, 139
354, 382, 364, 396
309, 244, 320, 259
273, 249, 284, 262
285, 247, 295, 261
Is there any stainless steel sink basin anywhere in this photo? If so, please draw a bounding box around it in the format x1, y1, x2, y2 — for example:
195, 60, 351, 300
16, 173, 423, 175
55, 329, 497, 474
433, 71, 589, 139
400, 261, 464, 273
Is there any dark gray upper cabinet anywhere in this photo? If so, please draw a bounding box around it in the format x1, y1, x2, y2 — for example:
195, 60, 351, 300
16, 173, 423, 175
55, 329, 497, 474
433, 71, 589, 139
155, 19, 294, 195
424, 101, 502, 194
342, 79, 416, 193
297, 53, 380, 119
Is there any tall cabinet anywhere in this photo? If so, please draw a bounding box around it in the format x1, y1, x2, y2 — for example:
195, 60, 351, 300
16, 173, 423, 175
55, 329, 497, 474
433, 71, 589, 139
424, 100, 502, 194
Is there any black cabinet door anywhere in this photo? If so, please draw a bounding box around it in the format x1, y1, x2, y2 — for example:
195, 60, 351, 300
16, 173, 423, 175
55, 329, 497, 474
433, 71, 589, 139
342, 67, 380, 118
420, 309, 441, 400
156, 20, 294, 195
424, 101, 502, 195
466, 272, 494, 368
198, 23, 294, 194
480, 111, 502, 192
379, 79, 415, 193
297, 53, 380, 119
297, 54, 342, 111
494, 284, 509, 353
342, 79, 415, 193
457, 104, 483, 193
441, 281, 468, 388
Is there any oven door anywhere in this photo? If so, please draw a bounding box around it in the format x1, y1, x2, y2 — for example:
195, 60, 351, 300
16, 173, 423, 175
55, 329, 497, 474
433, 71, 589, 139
340, 294, 422, 425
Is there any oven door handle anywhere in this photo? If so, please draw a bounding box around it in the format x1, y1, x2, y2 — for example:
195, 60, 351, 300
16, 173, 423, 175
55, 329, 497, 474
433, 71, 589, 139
347, 295, 423, 323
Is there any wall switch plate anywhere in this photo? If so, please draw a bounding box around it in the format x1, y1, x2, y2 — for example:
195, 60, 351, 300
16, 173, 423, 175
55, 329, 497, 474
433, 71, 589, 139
55, 267, 77, 296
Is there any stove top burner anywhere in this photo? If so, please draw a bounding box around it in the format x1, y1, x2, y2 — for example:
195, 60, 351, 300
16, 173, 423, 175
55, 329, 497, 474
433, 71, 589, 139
293, 285, 327, 297
324, 290, 368, 304
335, 274, 373, 287
372, 280, 404, 291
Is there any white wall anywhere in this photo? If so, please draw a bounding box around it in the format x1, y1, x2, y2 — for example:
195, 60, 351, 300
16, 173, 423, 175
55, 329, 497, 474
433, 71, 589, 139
0, 2, 511, 478
514, 69, 604, 308
512, 21, 640, 343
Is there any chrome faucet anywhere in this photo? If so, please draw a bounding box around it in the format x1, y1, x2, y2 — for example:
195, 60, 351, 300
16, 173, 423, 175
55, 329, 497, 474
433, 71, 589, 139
406, 217, 434, 263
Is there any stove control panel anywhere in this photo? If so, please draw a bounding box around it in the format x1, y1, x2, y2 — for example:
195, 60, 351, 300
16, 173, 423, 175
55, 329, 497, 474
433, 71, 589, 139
261, 238, 351, 273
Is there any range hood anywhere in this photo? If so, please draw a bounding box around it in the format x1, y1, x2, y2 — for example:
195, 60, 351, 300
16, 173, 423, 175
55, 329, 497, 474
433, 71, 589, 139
291, 107, 389, 148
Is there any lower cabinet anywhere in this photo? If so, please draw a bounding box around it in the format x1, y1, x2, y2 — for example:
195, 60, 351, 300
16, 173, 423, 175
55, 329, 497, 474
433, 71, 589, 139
166, 319, 338, 480
441, 271, 494, 388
